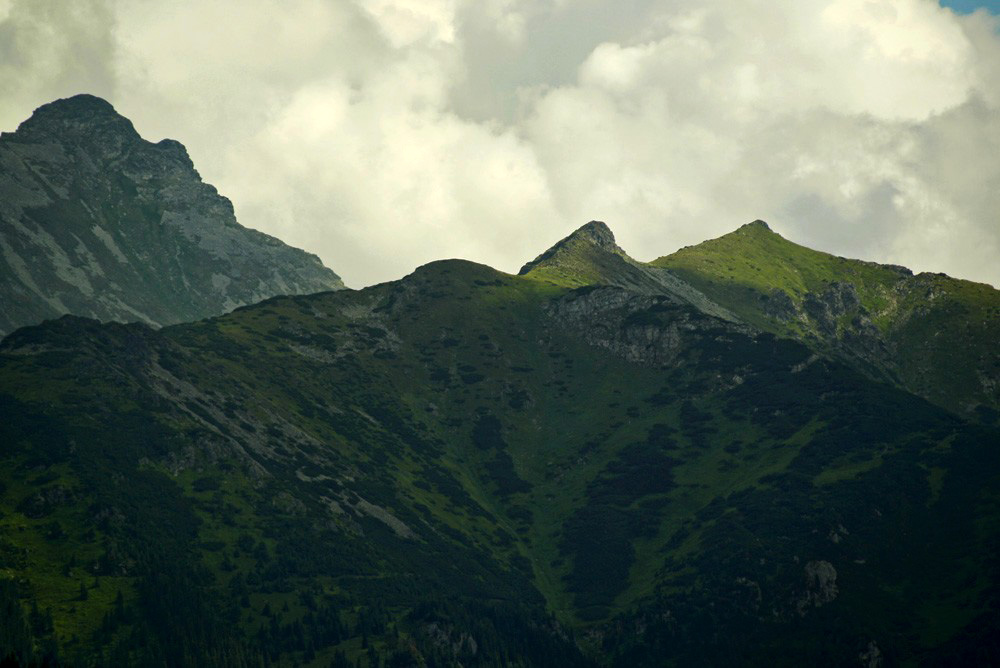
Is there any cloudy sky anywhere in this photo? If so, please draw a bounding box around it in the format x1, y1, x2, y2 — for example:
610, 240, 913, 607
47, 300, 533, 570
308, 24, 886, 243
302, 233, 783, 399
1, 0, 998, 288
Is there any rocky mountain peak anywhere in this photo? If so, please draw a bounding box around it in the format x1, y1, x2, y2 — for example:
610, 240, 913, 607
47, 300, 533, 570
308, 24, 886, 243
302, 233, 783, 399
518, 220, 624, 277
570, 220, 618, 249
8, 94, 141, 161
0, 94, 344, 337
24, 93, 119, 119
515, 221, 738, 319
743, 219, 772, 232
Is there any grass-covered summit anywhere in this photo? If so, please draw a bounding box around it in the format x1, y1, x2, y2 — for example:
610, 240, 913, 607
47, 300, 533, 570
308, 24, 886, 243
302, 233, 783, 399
649, 220, 1000, 419
519, 221, 629, 287
519, 221, 737, 320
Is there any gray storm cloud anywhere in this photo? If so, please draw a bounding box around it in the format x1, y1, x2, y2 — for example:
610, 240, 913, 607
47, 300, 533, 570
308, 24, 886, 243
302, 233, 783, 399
1, 0, 997, 288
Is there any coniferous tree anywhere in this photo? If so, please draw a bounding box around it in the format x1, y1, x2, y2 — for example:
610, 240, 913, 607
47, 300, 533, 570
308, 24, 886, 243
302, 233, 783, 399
330, 649, 350, 668
0, 580, 33, 665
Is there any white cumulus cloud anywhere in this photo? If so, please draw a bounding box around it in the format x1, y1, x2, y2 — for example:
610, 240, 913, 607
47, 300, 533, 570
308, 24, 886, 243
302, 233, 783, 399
0, 0, 997, 288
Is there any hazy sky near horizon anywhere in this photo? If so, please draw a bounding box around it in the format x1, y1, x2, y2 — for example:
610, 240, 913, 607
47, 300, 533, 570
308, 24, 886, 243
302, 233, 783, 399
1, 0, 998, 288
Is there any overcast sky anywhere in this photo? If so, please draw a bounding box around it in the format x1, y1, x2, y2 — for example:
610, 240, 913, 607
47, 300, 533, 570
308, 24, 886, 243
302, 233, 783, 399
1, 0, 998, 288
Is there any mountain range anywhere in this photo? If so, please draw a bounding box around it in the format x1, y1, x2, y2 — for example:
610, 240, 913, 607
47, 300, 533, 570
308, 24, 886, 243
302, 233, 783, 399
0, 97, 998, 667
0, 94, 343, 339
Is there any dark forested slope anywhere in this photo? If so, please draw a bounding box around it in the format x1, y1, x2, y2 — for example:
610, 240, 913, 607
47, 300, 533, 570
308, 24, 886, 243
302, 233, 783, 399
1, 222, 998, 665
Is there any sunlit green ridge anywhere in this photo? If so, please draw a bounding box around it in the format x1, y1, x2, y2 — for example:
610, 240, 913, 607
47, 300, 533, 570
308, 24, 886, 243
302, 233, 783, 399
649, 220, 1000, 418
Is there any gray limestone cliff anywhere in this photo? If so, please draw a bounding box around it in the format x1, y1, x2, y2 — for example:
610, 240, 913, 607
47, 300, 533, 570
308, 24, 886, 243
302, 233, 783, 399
0, 94, 344, 337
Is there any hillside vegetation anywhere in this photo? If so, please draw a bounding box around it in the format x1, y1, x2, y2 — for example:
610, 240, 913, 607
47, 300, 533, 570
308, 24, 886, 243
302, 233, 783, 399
650, 220, 1000, 419
2, 222, 999, 665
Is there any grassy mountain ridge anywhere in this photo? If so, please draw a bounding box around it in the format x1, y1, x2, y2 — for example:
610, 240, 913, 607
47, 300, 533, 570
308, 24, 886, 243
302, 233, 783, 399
649, 220, 1000, 419
2, 250, 999, 665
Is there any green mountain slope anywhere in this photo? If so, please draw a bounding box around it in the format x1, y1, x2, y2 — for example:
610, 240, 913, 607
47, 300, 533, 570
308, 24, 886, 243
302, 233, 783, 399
2, 242, 999, 666
519, 221, 737, 321
649, 221, 1000, 420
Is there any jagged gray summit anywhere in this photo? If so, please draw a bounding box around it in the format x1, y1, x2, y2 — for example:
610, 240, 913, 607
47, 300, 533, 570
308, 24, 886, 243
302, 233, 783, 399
0, 94, 344, 337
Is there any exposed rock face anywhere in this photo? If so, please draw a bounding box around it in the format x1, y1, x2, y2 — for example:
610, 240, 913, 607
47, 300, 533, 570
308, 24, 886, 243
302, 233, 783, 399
544, 286, 752, 368
797, 560, 839, 615
0, 94, 343, 337
787, 281, 894, 376
519, 220, 621, 275
761, 288, 798, 323
803, 282, 861, 335
859, 640, 883, 668
521, 221, 738, 321
424, 622, 479, 659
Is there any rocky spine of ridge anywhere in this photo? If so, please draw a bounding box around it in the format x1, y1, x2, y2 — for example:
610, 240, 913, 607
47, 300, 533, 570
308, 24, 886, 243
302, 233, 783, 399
520, 220, 738, 321
518, 220, 622, 275
0, 94, 344, 337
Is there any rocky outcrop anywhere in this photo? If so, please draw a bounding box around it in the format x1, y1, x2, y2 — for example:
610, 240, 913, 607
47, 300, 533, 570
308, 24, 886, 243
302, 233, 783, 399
424, 622, 479, 659
798, 282, 894, 375
859, 640, 883, 668
519, 220, 621, 275
521, 221, 738, 321
796, 560, 839, 615
802, 282, 861, 335
0, 94, 344, 337
544, 286, 752, 368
